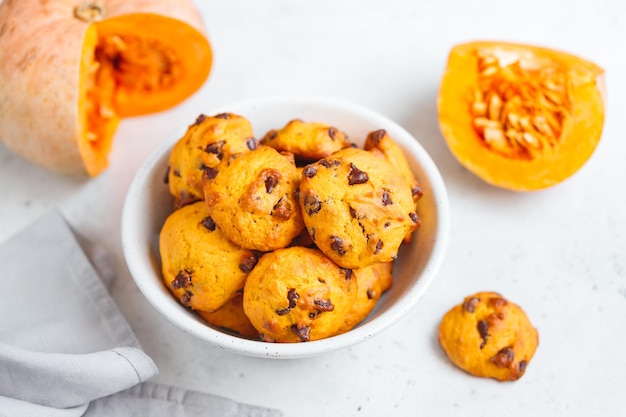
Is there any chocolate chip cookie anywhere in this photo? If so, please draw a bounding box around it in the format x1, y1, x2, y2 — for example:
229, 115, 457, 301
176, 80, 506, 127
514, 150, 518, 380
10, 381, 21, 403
261, 119, 351, 162
242, 246, 357, 342
202, 145, 304, 252
159, 201, 260, 312
299, 147, 420, 269
167, 112, 257, 208
438, 291, 539, 381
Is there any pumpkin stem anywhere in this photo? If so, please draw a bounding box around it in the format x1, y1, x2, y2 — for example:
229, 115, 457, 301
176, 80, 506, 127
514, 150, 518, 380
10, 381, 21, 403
74, 2, 106, 23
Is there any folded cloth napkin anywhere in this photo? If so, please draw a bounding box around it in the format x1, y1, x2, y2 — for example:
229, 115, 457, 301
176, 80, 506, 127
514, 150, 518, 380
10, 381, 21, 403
0, 210, 282, 417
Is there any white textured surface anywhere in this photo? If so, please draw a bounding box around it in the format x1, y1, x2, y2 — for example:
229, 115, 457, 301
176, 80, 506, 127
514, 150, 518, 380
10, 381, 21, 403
1, 0, 625, 415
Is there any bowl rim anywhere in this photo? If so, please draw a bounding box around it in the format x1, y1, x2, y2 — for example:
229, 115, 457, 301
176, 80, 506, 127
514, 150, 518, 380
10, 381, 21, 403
121, 95, 450, 359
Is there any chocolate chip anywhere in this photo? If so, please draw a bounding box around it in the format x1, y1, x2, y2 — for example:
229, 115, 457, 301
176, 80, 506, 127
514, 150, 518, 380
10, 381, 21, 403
239, 252, 259, 273
163, 165, 170, 184
309, 312, 317, 319
328, 127, 337, 140
194, 114, 206, 125
412, 186, 424, 199
287, 288, 300, 309
202, 166, 218, 179
330, 235, 346, 256
366, 288, 375, 300
314, 299, 334, 312
205, 141, 225, 159
463, 297, 480, 313
291, 324, 310, 342
173, 169, 182, 178
348, 163, 369, 185
275, 308, 290, 316
246, 138, 258, 150
265, 174, 279, 193
171, 270, 192, 289
477, 320, 489, 349
374, 239, 384, 254
409, 212, 420, 225
181, 291, 193, 306
518, 360, 527, 373
215, 113, 230, 119
349, 207, 358, 219
491, 347, 515, 368
180, 190, 201, 206
303, 166, 317, 178
319, 159, 340, 168
303, 193, 322, 215
367, 129, 386, 145
381, 189, 393, 206
384, 222, 390, 228
175, 191, 200, 209
201, 216, 216, 231
341, 268, 353, 280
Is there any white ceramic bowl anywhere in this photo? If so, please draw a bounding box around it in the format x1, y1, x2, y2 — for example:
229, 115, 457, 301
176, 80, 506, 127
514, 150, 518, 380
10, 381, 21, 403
122, 96, 449, 359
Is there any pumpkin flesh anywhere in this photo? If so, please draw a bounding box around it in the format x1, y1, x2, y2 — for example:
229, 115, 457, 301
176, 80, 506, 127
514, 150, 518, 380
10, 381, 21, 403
0, 0, 212, 176
438, 41, 604, 191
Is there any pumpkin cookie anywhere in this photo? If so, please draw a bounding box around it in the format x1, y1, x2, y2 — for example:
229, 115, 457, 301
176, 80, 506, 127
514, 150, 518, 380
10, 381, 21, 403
261, 119, 351, 162
197, 294, 259, 339
202, 145, 304, 252
159, 201, 260, 312
299, 147, 419, 269
167, 112, 257, 207
338, 261, 393, 333
242, 246, 357, 342
438, 291, 539, 381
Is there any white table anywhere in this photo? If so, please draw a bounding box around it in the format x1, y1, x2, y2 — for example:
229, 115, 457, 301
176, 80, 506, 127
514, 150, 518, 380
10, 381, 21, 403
2, 0, 625, 415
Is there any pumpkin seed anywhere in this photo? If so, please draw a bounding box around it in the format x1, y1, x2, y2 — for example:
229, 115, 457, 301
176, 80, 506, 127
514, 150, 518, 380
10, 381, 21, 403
470, 51, 571, 159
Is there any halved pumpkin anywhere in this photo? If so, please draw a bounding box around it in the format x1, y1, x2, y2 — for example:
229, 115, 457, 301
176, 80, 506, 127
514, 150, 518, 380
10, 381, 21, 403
438, 41, 605, 191
0, 0, 213, 176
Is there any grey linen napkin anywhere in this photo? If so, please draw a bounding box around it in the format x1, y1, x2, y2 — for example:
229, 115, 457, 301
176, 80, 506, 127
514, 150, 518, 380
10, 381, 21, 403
0, 210, 282, 417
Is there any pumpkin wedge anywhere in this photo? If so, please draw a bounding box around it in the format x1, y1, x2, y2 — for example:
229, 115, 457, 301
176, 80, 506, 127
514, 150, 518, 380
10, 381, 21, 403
0, 0, 213, 176
438, 41, 605, 191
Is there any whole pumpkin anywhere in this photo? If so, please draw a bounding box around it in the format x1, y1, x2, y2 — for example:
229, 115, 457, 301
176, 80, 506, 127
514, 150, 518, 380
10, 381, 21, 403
0, 0, 213, 176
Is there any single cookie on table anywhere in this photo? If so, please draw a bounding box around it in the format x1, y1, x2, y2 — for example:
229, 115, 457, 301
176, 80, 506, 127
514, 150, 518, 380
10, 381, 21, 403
197, 294, 260, 339
166, 112, 257, 208
202, 145, 304, 252
438, 291, 539, 381
299, 147, 420, 269
242, 246, 357, 343
159, 201, 261, 312
338, 261, 394, 333
261, 119, 351, 162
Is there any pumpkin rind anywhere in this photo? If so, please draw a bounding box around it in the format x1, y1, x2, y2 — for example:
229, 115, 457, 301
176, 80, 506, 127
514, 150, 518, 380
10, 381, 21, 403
437, 41, 605, 191
0, 0, 212, 176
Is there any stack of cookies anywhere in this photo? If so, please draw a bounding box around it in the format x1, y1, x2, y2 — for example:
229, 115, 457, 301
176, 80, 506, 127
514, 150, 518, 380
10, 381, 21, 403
159, 112, 422, 342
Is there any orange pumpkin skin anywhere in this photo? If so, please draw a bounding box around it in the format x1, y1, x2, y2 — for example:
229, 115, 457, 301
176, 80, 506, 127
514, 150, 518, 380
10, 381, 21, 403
437, 41, 605, 191
0, 0, 212, 176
